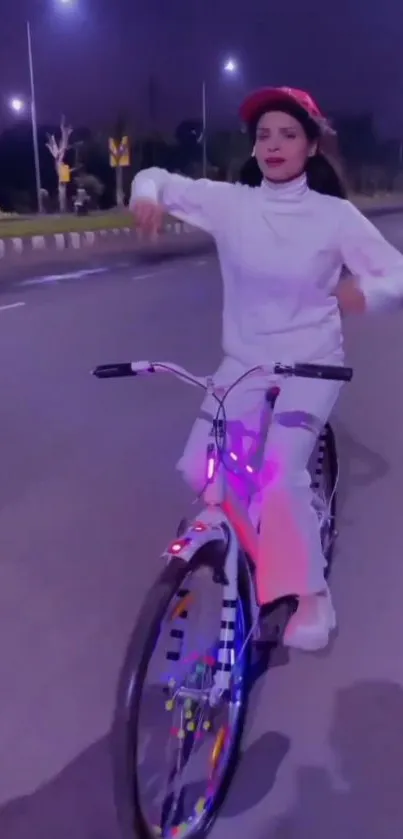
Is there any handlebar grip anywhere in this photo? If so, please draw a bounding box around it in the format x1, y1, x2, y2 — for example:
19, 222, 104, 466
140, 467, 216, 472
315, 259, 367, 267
92, 363, 137, 379
293, 363, 353, 382
274, 362, 353, 382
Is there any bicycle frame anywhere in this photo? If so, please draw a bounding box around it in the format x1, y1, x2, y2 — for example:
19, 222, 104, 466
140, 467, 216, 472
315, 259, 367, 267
162, 416, 261, 695
200, 453, 261, 690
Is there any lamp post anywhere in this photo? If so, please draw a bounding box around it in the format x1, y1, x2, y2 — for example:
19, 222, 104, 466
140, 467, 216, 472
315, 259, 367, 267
201, 58, 239, 178
12, 3, 76, 213
26, 21, 43, 213
10, 24, 43, 214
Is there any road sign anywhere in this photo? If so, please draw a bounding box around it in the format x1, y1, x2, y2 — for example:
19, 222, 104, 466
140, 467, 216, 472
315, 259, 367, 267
58, 163, 71, 183
109, 136, 130, 168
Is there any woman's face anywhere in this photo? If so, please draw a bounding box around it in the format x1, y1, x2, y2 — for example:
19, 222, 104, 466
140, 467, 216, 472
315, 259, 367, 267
254, 110, 316, 183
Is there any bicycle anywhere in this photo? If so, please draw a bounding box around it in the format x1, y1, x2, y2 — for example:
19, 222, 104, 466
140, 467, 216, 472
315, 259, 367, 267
93, 358, 352, 839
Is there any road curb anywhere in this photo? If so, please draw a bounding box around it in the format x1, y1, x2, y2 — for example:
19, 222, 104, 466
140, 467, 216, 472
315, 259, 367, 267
362, 205, 403, 218
0, 219, 195, 259
0, 205, 402, 259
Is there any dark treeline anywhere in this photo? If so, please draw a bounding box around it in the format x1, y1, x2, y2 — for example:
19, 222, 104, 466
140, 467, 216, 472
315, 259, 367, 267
0, 113, 401, 212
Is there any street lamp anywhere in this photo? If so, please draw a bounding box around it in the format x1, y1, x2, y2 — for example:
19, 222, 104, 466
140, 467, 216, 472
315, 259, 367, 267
10, 97, 25, 114
22, 2, 76, 213
202, 58, 239, 178
223, 58, 238, 75
9, 82, 42, 214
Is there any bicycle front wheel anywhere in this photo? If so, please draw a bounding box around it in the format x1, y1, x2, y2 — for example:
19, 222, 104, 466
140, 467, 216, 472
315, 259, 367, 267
112, 543, 253, 839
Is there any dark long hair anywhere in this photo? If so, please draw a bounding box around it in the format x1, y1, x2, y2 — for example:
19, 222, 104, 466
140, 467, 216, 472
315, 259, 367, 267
239, 103, 347, 199
238, 151, 346, 198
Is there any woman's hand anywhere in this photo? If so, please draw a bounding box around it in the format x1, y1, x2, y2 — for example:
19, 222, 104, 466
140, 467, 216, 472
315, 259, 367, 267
334, 273, 366, 316
131, 198, 163, 238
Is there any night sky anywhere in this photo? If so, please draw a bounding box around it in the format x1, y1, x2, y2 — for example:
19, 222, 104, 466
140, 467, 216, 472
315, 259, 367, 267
1, 0, 403, 137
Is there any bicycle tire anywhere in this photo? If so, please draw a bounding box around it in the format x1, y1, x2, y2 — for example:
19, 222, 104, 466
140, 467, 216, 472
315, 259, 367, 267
266, 388, 339, 577
310, 422, 338, 578
112, 545, 253, 839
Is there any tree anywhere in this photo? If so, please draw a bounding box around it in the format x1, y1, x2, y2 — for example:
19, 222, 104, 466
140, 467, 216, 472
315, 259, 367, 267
204, 129, 249, 181
46, 116, 73, 212
174, 119, 203, 172
206, 130, 232, 179
141, 135, 174, 170
75, 173, 104, 207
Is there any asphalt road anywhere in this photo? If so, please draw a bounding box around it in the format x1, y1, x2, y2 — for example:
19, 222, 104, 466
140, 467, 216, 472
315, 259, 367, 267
1, 213, 403, 839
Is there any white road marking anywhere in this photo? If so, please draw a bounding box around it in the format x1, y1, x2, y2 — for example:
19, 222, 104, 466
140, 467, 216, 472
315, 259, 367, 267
22, 264, 167, 288
18, 257, 193, 291
21, 266, 110, 286
132, 271, 160, 280
132, 265, 177, 280
0, 301, 25, 312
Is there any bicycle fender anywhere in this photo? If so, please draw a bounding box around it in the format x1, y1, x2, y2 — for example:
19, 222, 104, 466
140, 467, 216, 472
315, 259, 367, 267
162, 513, 228, 564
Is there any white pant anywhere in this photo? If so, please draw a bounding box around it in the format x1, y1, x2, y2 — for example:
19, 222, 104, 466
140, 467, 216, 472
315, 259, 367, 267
177, 356, 341, 603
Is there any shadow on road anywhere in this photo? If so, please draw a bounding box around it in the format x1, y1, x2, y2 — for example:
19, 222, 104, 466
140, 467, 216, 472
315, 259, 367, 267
262, 679, 403, 839
0, 717, 289, 838
0, 734, 120, 839
222, 730, 290, 819
4, 640, 399, 838
334, 421, 389, 515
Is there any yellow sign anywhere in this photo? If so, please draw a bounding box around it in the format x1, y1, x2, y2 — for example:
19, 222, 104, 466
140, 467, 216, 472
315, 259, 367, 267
109, 136, 130, 168
59, 163, 71, 183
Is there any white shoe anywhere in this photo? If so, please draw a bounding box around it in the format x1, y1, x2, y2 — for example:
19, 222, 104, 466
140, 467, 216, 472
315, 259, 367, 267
283, 588, 336, 652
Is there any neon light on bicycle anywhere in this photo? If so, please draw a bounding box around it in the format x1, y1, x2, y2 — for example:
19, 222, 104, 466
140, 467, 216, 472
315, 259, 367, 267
168, 538, 189, 554
229, 451, 238, 461
193, 521, 207, 532
170, 542, 183, 553
207, 454, 216, 481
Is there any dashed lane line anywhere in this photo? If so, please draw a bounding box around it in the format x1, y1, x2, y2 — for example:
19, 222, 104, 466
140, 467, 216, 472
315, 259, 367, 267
0, 302, 26, 313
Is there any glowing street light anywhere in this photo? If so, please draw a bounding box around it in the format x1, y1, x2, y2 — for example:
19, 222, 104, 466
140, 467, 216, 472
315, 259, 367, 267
201, 58, 239, 177
10, 97, 26, 114
223, 58, 238, 74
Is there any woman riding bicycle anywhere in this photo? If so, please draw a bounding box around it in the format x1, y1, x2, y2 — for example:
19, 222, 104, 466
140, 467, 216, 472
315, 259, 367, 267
130, 86, 403, 652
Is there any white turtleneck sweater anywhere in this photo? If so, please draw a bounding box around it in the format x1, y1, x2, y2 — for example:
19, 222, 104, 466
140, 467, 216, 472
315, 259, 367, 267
130, 169, 403, 366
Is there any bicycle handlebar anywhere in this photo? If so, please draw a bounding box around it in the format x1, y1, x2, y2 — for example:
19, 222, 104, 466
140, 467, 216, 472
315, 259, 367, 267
94, 362, 139, 379
92, 360, 353, 385
273, 362, 352, 382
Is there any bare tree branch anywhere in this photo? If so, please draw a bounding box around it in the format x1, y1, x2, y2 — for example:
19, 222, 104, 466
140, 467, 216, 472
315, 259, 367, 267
46, 116, 73, 165
45, 116, 73, 213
